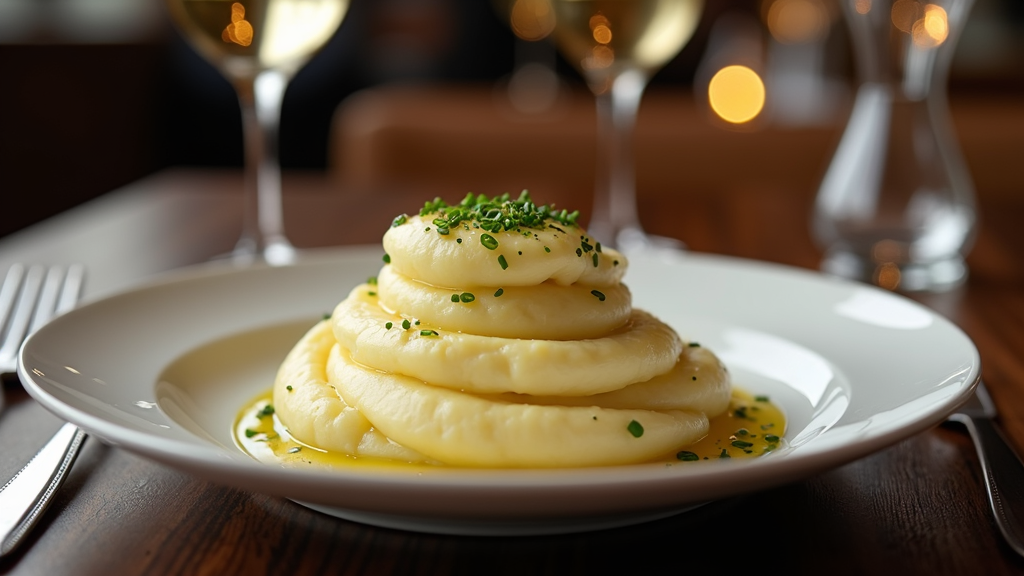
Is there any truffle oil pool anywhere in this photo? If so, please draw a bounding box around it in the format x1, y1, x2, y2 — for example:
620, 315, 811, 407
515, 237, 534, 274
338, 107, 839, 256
234, 388, 787, 470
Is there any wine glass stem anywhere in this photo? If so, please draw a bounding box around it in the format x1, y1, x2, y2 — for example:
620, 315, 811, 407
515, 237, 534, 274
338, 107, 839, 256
235, 70, 295, 264
590, 69, 647, 248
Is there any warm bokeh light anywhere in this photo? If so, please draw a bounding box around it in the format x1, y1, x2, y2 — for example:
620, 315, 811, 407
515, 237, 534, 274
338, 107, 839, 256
890, 0, 920, 34
592, 23, 612, 44
589, 14, 610, 30
766, 0, 828, 44
582, 44, 614, 70
874, 262, 902, 290
854, 0, 871, 15
510, 0, 555, 42
872, 239, 904, 263
708, 65, 765, 124
913, 4, 948, 47
222, 2, 253, 47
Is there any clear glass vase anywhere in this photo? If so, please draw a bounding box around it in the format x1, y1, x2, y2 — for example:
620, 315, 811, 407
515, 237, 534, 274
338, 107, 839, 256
812, 0, 976, 292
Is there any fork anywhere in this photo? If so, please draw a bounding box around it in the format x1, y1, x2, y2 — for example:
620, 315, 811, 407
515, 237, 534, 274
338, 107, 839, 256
0, 264, 87, 558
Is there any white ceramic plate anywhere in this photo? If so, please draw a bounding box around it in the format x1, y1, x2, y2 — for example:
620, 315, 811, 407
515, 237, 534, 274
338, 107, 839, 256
19, 247, 980, 536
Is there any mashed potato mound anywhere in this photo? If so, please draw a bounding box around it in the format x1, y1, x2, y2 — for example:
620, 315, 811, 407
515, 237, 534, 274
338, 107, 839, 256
273, 192, 730, 467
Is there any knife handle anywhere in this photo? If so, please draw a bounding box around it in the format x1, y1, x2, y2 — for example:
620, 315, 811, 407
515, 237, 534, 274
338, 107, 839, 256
951, 413, 1024, 556
0, 423, 87, 557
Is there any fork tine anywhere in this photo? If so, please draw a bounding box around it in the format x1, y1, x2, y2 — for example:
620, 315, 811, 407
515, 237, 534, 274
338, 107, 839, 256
28, 266, 65, 335
0, 264, 26, 335
56, 264, 85, 316
0, 265, 45, 364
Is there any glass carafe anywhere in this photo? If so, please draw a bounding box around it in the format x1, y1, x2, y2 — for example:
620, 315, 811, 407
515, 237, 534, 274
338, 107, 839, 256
812, 0, 975, 292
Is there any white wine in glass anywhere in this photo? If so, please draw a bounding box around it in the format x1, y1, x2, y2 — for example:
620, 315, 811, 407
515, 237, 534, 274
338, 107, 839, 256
549, 0, 702, 251
165, 0, 349, 264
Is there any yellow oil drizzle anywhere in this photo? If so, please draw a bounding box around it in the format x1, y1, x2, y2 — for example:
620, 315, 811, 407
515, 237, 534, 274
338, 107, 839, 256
234, 388, 787, 470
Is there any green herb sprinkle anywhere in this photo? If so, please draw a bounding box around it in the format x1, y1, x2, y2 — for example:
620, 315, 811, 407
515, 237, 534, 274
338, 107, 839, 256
627, 420, 644, 438
481, 234, 499, 250
676, 451, 699, 462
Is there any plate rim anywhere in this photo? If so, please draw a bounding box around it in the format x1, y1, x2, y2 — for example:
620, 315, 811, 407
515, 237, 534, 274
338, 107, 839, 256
17, 247, 981, 517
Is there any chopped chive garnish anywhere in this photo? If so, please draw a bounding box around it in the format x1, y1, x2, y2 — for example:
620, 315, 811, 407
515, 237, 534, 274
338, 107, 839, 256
436, 226, 450, 235
498, 255, 508, 269
258, 405, 275, 418
451, 294, 460, 302
575, 248, 582, 257
383, 253, 391, 264
460, 292, 475, 303
596, 242, 602, 253
402, 319, 411, 330
755, 395, 770, 402
592, 253, 599, 267
420, 329, 439, 336
244, 429, 257, 438
627, 420, 644, 438
731, 440, 754, 449
494, 288, 504, 297
544, 246, 551, 253
676, 451, 699, 462
613, 260, 619, 266
391, 214, 407, 227
719, 449, 731, 459
367, 276, 377, 285
591, 290, 606, 301
688, 342, 701, 347
322, 313, 331, 320
765, 434, 780, 443
385, 322, 393, 330
367, 291, 376, 296
286, 385, 293, 392
456, 238, 463, 244
481, 234, 499, 250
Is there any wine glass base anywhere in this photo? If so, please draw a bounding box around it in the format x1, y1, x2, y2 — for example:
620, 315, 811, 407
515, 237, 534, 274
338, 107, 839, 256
224, 236, 297, 267
820, 250, 968, 293
262, 241, 297, 266
615, 227, 686, 256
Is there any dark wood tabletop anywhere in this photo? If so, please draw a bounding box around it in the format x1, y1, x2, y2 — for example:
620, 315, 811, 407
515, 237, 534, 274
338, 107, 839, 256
2, 91, 1024, 575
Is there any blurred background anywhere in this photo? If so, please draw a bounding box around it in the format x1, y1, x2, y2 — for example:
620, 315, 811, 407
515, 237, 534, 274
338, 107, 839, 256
1, 0, 1022, 239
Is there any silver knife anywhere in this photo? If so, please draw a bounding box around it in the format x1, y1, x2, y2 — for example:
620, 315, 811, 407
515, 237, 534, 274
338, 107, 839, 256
947, 381, 1024, 556
0, 422, 87, 557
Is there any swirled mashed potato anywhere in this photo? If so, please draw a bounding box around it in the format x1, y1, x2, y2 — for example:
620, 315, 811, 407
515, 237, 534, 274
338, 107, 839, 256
273, 192, 731, 467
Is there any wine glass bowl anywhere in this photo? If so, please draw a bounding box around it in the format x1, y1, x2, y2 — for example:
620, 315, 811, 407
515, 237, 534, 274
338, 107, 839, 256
165, 0, 349, 264
549, 0, 701, 94
547, 0, 703, 251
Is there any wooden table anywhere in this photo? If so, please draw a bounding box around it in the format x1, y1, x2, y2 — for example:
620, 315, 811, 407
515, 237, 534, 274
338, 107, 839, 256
1, 163, 1023, 575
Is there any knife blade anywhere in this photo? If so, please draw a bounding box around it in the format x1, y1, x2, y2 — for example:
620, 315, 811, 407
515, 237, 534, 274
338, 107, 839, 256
947, 381, 1024, 557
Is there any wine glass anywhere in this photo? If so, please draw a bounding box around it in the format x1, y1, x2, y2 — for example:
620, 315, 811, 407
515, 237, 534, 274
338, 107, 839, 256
164, 0, 350, 265
548, 0, 704, 251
